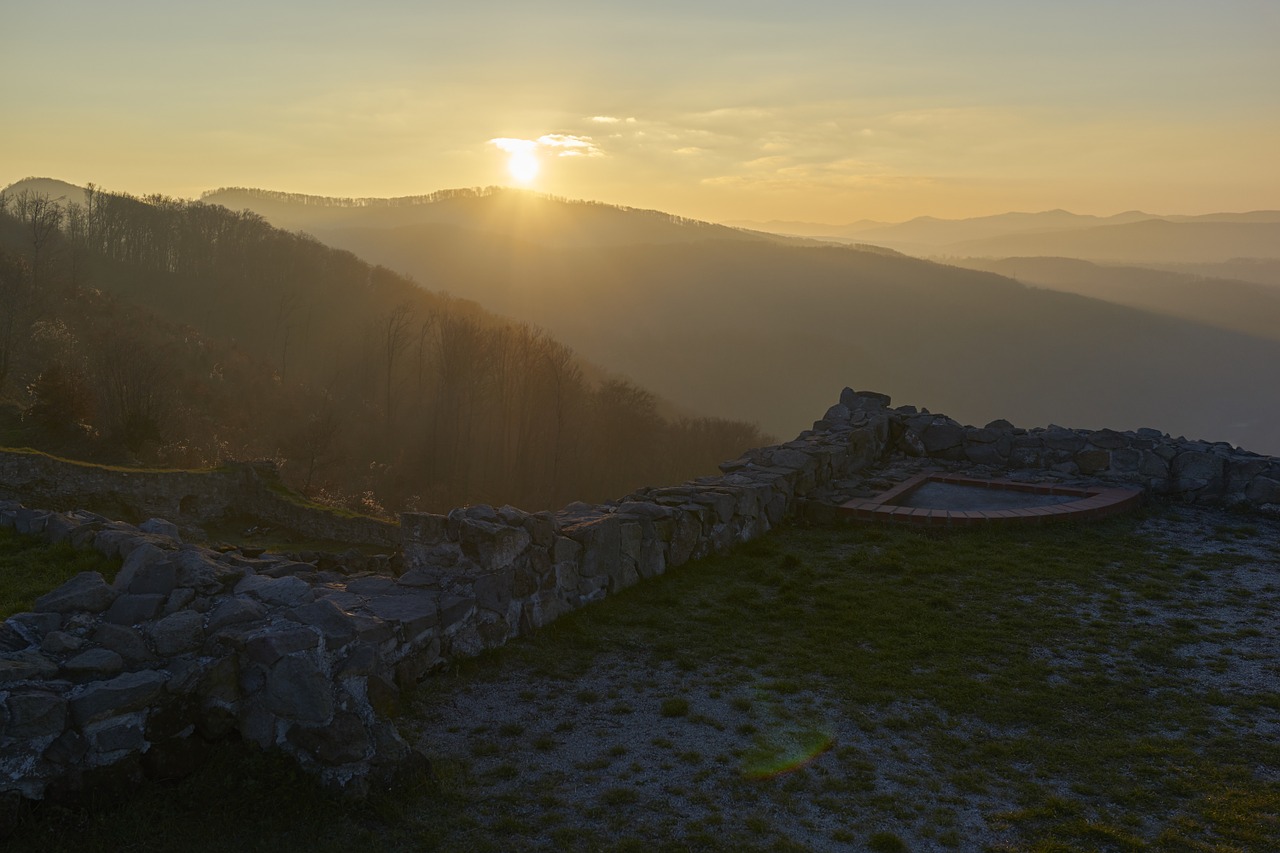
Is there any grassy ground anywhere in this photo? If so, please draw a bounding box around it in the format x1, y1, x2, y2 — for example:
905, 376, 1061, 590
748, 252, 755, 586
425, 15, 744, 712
0, 528, 121, 618
6, 506, 1280, 851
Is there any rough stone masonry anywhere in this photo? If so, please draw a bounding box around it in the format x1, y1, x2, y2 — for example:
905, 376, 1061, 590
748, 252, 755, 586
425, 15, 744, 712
2, 388, 1278, 807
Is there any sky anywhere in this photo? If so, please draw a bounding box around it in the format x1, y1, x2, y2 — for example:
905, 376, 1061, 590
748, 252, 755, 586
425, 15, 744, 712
3, 0, 1278, 224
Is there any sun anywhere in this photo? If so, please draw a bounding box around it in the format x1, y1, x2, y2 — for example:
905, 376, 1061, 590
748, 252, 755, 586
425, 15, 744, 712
508, 150, 539, 184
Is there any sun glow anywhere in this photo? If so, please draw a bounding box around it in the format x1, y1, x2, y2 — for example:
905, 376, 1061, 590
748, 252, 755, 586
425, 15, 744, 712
508, 149, 539, 184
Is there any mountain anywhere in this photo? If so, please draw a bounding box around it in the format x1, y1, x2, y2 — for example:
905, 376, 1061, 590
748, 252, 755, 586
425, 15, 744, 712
1, 177, 88, 207
199, 186, 807, 249
202, 188, 1280, 454
942, 219, 1280, 264
1124, 259, 1280, 289
734, 209, 1280, 263
728, 209, 1158, 248
724, 218, 889, 239
946, 257, 1280, 343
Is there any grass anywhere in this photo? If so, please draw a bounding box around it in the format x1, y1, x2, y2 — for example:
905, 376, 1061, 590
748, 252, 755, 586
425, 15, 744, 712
6, 505, 1280, 850
0, 527, 121, 618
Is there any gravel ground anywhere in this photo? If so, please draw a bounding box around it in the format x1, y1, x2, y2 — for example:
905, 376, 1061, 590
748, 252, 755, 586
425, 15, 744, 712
404, 505, 1280, 851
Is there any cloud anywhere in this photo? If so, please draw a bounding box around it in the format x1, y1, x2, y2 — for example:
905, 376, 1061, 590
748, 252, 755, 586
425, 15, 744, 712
537, 134, 604, 157
590, 116, 620, 123
489, 137, 537, 154
489, 133, 604, 159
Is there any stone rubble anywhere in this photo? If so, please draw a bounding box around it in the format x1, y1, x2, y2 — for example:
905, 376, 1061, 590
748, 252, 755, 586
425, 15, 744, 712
2, 388, 1278, 805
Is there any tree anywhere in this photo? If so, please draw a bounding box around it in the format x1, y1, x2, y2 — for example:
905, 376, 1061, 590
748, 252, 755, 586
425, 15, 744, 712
279, 402, 343, 496
0, 250, 33, 390
91, 327, 175, 453
10, 190, 64, 291
25, 361, 94, 440
380, 302, 415, 436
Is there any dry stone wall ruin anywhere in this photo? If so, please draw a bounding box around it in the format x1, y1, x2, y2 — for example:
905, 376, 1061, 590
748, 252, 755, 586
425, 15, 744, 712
0, 453, 399, 548
3, 388, 1280, 807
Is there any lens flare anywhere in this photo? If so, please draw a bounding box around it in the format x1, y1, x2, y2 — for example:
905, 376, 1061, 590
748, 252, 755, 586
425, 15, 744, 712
741, 727, 835, 780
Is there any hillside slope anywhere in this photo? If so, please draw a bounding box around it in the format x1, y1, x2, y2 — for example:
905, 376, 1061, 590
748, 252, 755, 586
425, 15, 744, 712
0, 182, 771, 513
200, 186, 804, 249
295, 218, 1280, 453
947, 256, 1280, 343
943, 219, 1280, 264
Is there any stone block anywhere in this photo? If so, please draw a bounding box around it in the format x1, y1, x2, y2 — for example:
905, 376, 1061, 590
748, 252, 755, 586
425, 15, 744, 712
455, 512, 529, 571
35, 572, 118, 615
244, 628, 320, 666
921, 422, 965, 453
41, 630, 84, 655
1110, 448, 1141, 474
84, 713, 147, 755
102, 594, 165, 626
120, 551, 178, 597
93, 624, 155, 664
6, 613, 60, 649
70, 670, 168, 726
234, 574, 314, 607
62, 648, 125, 677
149, 610, 205, 656
13, 509, 50, 536
1173, 451, 1226, 494
287, 711, 370, 765
1086, 429, 1127, 449
966, 427, 998, 444
4, 689, 68, 739
44, 514, 78, 544
265, 655, 333, 724
206, 596, 267, 633
400, 512, 450, 549
1075, 449, 1111, 474
1246, 476, 1280, 505
964, 443, 1006, 466
367, 592, 439, 642
286, 599, 359, 648
138, 518, 181, 539
172, 549, 242, 593
564, 515, 620, 579
473, 568, 515, 614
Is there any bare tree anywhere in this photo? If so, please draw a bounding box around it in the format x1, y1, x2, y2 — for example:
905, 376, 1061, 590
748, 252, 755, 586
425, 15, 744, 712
380, 302, 415, 436
10, 190, 65, 291
0, 251, 33, 390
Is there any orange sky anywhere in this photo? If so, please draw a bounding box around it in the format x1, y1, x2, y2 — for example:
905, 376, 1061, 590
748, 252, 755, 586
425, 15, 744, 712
4, 1, 1278, 223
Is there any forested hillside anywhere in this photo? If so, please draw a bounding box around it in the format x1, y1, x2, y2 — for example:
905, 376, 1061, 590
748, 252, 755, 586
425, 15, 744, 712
0, 183, 770, 515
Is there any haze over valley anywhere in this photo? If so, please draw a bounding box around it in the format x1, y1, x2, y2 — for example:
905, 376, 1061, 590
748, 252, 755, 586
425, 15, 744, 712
196, 184, 1280, 456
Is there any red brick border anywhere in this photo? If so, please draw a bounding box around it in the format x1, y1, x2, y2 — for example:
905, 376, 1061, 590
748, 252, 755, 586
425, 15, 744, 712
838, 473, 1143, 527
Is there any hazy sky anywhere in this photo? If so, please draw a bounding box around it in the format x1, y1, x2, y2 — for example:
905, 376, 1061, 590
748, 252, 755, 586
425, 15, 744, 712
4, 0, 1278, 223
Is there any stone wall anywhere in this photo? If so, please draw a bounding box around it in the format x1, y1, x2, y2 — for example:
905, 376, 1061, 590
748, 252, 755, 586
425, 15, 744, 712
3, 388, 1278, 807
866, 406, 1280, 506
0, 451, 399, 548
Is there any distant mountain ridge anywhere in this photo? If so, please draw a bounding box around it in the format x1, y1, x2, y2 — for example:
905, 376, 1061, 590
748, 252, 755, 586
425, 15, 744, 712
199, 185, 808, 249
949, 256, 1280, 343
731, 208, 1280, 262
941, 219, 1280, 264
